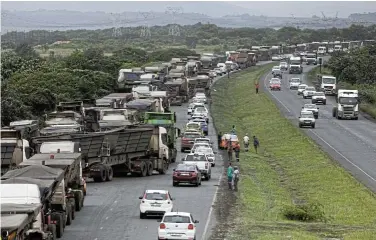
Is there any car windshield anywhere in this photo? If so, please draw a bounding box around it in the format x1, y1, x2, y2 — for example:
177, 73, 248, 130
291, 79, 300, 82
185, 155, 207, 161
196, 139, 210, 144
145, 193, 168, 201
195, 107, 206, 112
280, 62, 287, 65
301, 113, 314, 118
183, 133, 200, 139
176, 164, 196, 171
314, 92, 325, 96
193, 105, 204, 109
298, 85, 307, 89
271, 81, 280, 84
195, 148, 213, 155
304, 104, 317, 109
305, 87, 315, 91
163, 215, 191, 223
187, 123, 200, 128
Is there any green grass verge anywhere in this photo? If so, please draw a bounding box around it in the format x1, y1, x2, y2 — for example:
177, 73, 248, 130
211, 64, 376, 239
307, 66, 376, 119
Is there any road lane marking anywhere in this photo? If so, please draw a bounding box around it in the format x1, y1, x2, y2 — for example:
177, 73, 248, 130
201, 155, 224, 240
308, 129, 376, 182
263, 72, 291, 113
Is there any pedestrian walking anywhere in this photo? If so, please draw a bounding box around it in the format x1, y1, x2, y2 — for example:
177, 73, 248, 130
227, 139, 233, 161
227, 163, 234, 190
253, 136, 260, 154
231, 125, 236, 135
234, 142, 240, 162
232, 166, 240, 191
217, 132, 222, 149
255, 82, 259, 94
243, 134, 250, 152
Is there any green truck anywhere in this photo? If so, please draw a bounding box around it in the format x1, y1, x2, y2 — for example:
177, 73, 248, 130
144, 112, 180, 163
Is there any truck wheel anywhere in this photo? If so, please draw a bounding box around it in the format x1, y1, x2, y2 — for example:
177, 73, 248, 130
146, 161, 153, 176
93, 165, 107, 182
140, 162, 147, 177
51, 213, 64, 238
323, 101, 326, 105
47, 224, 57, 240
106, 166, 113, 181
158, 159, 168, 175
66, 204, 72, 226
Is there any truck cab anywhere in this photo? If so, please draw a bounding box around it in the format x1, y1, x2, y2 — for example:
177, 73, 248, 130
317, 46, 326, 56
319, 75, 337, 95
332, 89, 359, 120
289, 56, 303, 74
334, 45, 342, 52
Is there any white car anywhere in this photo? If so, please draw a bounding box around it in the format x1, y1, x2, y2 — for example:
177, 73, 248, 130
269, 77, 281, 84
272, 66, 281, 74
194, 137, 212, 146
213, 68, 223, 76
191, 143, 212, 153
187, 103, 196, 115
139, 190, 174, 219
272, 55, 281, 61
302, 103, 319, 119
312, 91, 327, 105
189, 103, 205, 115
303, 86, 316, 99
157, 212, 199, 240
193, 107, 209, 122
289, 78, 301, 89
193, 95, 207, 104
194, 147, 216, 167
182, 153, 212, 180
297, 84, 308, 95
299, 110, 316, 128
208, 71, 217, 78
280, 62, 288, 71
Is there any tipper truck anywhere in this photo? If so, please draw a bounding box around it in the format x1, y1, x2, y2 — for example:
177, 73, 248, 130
332, 89, 359, 120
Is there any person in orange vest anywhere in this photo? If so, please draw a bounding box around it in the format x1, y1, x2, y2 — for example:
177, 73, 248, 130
234, 142, 240, 162
255, 82, 259, 94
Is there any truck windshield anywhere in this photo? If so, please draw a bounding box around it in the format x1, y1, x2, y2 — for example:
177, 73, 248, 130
322, 78, 336, 84
339, 97, 358, 105
40, 142, 75, 153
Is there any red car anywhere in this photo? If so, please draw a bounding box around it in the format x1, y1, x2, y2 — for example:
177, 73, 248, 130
172, 164, 202, 187
180, 131, 202, 152
269, 80, 281, 91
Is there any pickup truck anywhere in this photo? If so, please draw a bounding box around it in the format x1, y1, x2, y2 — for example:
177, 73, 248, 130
182, 153, 212, 180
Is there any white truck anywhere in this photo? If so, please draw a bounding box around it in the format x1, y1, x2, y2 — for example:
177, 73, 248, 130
317, 46, 326, 56
332, 89, 359, 120
289, 56, 303, 74
334, 45, 342, 52
319, 75, 337, 95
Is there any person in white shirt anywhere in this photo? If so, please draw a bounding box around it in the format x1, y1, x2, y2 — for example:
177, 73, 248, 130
243, 134, 250, 152
232, 166, 240, 191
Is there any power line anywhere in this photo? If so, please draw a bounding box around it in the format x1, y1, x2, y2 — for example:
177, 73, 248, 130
139, 12, 152, 38
166, 7, 183, 42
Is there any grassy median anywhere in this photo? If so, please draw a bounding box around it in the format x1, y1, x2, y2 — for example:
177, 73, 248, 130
211, 64, 376, 239
307, 66, 376, 120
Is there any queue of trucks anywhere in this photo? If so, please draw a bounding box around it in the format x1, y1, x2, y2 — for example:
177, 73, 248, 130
1, 51, 254, 239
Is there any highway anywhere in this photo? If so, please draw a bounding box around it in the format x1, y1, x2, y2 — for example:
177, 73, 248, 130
262, 62, 376, 193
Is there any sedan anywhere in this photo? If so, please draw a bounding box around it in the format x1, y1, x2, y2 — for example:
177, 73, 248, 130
269, 80, 281, 91
302, 103, 319, 119
172, 164, 202, 187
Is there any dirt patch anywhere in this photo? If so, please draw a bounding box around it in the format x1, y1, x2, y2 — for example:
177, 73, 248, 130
208, 151, 238, 240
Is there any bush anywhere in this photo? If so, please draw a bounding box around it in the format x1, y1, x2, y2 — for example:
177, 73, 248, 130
283, 202, 328, 222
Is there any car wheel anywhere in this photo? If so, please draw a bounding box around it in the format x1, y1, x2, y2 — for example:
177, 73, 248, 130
211, 163, 215, 167
195, 181, 199, 187
312, 124, 315, 129
323, 101, 326, 105
180, 148, 184, 153
303, 96, 306, 99
299, 124, 302, 128
140, 212, 146, 219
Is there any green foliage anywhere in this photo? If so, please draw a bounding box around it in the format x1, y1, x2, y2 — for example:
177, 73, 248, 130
283, 202, 328, 222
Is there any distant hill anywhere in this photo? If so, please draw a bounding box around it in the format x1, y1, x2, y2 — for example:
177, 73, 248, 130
1, 9, 374, 32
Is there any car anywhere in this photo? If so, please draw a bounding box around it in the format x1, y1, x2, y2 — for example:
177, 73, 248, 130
297, 84, 308, 95
269, 78, 281, 84
187, 103, 196, 115
289, 78, 301, 89
194, 137, 212, 147
157, 211, 199, 240
272, 55, 281, 61
299, 111, 316, 128
193, 147, 216, 167
193, 95, 207, 104
189, 118, 208, 135
269, 79, 281, 91
272, 69, 282, 78
139, 190, 174, 219
172, 164, 202, 187
213, 68, 223, 76
191, 143, 212, 153
280, 62, 288, 71
182, 153, 212, 180
289, 64, 302, 74
312, 91, 327, 105
180, 131, 202, 152
193, 107, 209, 122
302, 103, 319, 119
208, 70, 217, 78
190, 103, 205, 115
272, 66, 281, 73
303, 86, 316, 99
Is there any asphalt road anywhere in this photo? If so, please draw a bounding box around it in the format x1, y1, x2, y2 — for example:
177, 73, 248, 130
262, 62, 376, 193
60, 62, 272, 240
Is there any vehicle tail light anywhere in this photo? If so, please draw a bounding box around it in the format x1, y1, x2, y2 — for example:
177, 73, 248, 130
205, 163, 209, 169
160, 223, 166, 229
188, 224, 194, 230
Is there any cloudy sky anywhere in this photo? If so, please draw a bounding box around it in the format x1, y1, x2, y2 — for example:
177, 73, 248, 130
2, 1, 375, 18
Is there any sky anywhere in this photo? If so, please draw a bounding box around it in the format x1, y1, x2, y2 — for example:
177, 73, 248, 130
2, 1, 376, 18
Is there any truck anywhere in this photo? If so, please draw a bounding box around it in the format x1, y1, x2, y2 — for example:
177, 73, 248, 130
289, 56, 303, 74
305, 53, 317, 65
332, 89, 359, 120
2, 164, 78, 238
187, 75, 211, 98
316, 75, 337, 95
117, 69, 145, 93
144, 112, 180, 163
156, 78, 189, 105
199, 56, 213, 72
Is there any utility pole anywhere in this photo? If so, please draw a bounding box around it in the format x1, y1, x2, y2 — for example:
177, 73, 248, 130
139, 12, 152, 38
110, 13, 123, 38
166, 7, 182, 43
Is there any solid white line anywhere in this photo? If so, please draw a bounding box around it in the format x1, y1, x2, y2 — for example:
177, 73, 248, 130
263, 72, 291, 113
308, 129, 376, 182
201, 155, 224, 240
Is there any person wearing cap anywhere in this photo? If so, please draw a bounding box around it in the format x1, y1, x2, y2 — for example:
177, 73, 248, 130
243, 134, 249, 152
232, 166, 240, 191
